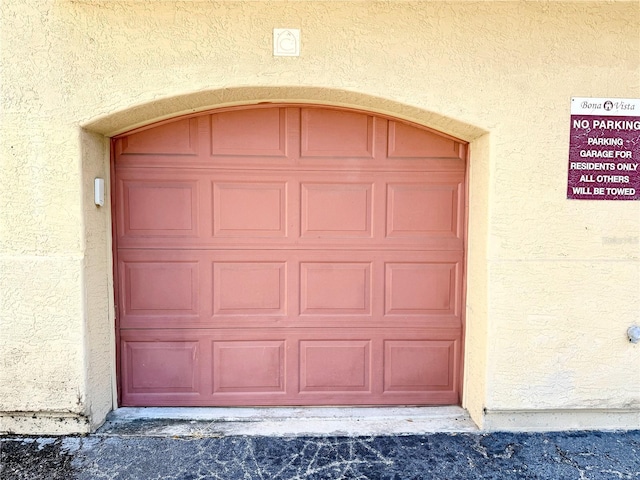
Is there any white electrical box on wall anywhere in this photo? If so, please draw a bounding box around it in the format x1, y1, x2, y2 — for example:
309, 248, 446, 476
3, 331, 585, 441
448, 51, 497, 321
274, 29, 300, 57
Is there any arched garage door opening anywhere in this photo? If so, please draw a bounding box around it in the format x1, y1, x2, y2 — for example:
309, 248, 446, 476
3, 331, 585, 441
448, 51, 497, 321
113, 105, 467, 407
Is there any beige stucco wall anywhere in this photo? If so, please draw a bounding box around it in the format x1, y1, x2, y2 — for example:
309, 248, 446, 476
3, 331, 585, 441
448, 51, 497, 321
1, 0, 638, 434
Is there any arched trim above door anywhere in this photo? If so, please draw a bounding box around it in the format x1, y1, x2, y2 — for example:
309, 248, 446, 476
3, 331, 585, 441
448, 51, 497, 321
83, 86, 487, 142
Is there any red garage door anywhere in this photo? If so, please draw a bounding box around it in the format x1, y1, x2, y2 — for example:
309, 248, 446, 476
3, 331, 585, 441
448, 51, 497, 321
114, 106, 466, 406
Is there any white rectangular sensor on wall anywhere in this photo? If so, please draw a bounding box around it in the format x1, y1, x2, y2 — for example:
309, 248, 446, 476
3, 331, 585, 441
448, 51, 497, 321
94, 178, 105, 206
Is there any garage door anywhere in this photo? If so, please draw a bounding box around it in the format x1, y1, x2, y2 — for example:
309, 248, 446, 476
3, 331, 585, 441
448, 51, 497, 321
114, 106, 466, 406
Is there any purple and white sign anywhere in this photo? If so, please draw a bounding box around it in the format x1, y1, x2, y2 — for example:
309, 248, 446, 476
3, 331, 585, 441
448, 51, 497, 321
568, 97, 640, 200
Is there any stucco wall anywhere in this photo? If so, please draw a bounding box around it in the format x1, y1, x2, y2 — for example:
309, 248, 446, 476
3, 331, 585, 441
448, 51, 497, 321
1, 0, 638, 434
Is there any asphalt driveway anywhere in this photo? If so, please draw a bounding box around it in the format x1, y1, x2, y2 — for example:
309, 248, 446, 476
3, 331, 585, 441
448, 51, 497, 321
2, 430, 639, 479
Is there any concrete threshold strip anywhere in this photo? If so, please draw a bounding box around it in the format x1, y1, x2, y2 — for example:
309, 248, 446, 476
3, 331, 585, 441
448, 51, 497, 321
98, 406, 479, 438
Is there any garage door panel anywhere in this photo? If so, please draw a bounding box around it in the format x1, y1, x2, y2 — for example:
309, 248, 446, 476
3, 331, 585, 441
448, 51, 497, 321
300, 262, 372, 315
213, 262, 287, 316
118, 249, 462, 329
299, 340, 371, 392
386, 182, 462, 239
118, 250, 210, 328
123, 260, 199, 316
118, 118, 199, 156
385, 262, 459, 316
211, 108, 289, 158
212, 340, 286, 393
119, 328, 460, 406
383, 340, 457, 393
116, 169, 463, 250
387, 120, 464, 160
301, 108, 374, 158
116, 106, 466, 407
300, 261, 372, 316
122, 340, 200, 394
119, 179, 200, 238
213, 181, 287, 238
301, 182, 373, 238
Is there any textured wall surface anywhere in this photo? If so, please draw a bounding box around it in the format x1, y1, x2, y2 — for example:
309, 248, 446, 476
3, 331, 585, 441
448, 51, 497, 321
1, 0, 638, 434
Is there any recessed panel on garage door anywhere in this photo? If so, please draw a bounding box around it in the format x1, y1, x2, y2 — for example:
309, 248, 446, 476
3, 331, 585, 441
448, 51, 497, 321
301, 183, 372, 238
119, 118, 198, 156
123, 261, 199, 316
213, 262, 286, 316
122, 340, 200, 394
301, 109, 374, 158
386, 183, 460, 238
121, 180, 199, 237
300, 340, 371, 392
213, 182, 287, 237
300, 262, 372, 315
385, 262, 458, 316
211, 108, 288, 158
383, 340, 456, 392
387, 120, 464, 160
212, 341, 285, 393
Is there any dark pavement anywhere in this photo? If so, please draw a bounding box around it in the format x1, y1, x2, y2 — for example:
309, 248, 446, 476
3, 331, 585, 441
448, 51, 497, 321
2, 429, 639, 479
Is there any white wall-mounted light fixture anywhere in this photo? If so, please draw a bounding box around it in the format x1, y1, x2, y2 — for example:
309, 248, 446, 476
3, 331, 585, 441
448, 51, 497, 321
94, 178, 105, 207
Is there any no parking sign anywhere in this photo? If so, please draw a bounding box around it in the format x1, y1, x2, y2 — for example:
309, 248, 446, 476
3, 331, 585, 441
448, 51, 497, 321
567, 97, 640, 200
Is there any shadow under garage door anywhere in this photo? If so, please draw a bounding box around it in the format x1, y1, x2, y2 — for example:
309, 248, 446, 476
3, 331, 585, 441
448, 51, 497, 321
113, 105, 467, 406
